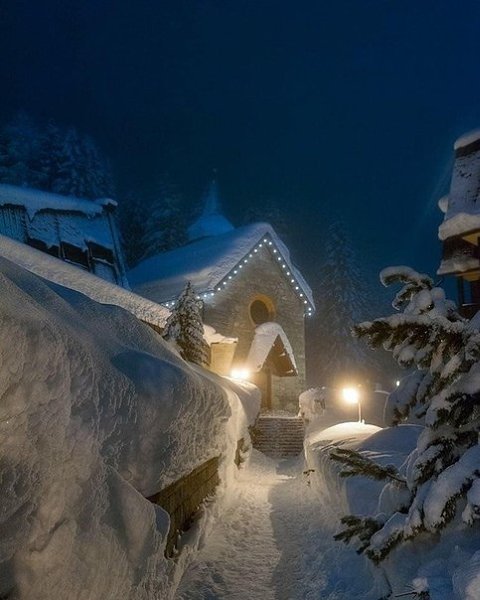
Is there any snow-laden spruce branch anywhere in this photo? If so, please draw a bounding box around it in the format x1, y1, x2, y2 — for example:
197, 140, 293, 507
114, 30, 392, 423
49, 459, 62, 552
330, 448, 406, 484
331, 266, 480, 564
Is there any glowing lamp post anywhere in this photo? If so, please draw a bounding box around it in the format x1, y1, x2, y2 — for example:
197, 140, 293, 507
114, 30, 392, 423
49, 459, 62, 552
342, 387, 362, 423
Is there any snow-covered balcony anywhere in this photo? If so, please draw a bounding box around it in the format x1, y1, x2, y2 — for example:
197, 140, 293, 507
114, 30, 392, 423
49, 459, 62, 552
437, 130, 480, 317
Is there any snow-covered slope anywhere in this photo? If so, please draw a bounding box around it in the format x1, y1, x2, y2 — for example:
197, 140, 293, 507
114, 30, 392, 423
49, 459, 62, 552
0, 256, 259, 600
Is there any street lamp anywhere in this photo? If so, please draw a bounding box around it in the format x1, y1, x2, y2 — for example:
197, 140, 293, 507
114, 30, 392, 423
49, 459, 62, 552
342, 387, 362, 422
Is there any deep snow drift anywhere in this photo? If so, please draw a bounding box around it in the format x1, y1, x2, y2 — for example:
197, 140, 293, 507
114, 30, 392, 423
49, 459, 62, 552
0, 256, 259, 600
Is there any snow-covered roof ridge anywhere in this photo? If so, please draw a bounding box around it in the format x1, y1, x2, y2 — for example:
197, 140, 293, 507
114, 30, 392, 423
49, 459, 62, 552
0, 183, 110, 219
0, 234, 170, 328
129, 222, 315, 313
246, 321, 297, 372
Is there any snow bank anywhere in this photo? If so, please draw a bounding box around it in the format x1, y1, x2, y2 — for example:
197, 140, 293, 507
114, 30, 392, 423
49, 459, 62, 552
0, 234, 170, 328
0, 256, 260, 600
306, 421, 480, 598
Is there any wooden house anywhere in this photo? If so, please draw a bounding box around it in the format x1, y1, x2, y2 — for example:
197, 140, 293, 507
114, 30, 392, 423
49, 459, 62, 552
438, 131, 480, 317
129, 181, 315, 412
0, 183, 128, 287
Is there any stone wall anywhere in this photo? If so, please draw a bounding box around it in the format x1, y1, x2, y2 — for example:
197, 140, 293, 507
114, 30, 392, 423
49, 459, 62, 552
148, 456, 220, 557
203, 246, 306, 411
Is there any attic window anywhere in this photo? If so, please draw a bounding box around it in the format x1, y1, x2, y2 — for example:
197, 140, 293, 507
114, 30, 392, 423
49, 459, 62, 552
249, 296, 275, 325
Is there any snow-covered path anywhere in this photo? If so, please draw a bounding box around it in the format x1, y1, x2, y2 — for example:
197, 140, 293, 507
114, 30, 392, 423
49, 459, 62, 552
175, 451, 376, 600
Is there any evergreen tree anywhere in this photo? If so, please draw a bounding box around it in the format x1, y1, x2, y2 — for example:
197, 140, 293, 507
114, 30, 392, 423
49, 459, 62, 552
0, 111, 43, 187
311, 220, 386, 387
331, 266, 480, 564
118, 194, 148, 267
37, 119, 64, 191
163, 282, 209, 366
82, 134, 115, 198
51, 127, 114, 199
51, 127, 83, 196
242, 196, 289, 239
140, 176, 186, 260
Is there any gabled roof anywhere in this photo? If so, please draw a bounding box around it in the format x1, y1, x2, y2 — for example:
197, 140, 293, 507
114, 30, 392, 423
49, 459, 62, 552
246, 322, 297, 375
0, 183, 116, 219
129, 222, 315, 315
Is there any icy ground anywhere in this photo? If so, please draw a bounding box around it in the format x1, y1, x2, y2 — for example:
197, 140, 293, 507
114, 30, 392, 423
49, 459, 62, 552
176, 450, 377, 600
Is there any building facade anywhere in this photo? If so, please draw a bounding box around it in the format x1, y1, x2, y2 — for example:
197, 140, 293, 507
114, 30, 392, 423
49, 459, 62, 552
129, 183, 314, 412
438, 130, 480, 317
0, 183, 128, 287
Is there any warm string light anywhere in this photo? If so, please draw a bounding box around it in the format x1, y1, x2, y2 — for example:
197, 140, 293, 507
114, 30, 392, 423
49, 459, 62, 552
162, 235, 314, 316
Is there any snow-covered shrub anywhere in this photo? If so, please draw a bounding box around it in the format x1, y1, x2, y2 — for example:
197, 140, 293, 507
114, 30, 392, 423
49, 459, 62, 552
298, 387, 326, 421
332, 266, 480, 565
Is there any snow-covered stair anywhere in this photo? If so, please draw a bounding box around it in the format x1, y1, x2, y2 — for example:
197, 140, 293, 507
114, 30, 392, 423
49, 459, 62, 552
251, 415, 305, 458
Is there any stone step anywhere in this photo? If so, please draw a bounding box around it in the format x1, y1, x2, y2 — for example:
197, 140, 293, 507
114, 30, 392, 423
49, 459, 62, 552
251, 416, 305, 458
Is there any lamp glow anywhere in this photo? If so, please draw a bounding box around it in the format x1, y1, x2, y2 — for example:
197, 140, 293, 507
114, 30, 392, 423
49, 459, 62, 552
342, 387, 362, 422
230, 368, 250, 381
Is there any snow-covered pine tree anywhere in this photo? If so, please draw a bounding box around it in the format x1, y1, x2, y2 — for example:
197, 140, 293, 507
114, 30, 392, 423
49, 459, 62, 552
162, 282, 209, 366
331, 266, 480, 564
82, 134, 115, 198
51, 127, 114, 199
140, 177, 186, 260
311, 220, 386, 387
0, 111, 43, 187
118, 195, 148, 266
37, 119, 65, 191
242, 196, 290, 240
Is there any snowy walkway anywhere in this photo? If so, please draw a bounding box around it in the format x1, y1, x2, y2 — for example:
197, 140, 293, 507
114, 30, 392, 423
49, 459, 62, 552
175, 451, 376, 600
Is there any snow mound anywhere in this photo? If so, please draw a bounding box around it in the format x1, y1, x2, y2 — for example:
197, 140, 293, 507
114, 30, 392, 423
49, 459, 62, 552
0, 256, 259, 599
0, 234, 170, 328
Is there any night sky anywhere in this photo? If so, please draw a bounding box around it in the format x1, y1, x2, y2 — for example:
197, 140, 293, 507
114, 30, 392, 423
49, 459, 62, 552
2, 1, 480, 290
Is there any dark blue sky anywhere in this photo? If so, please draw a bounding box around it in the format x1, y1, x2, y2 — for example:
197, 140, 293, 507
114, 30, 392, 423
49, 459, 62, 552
1, 1, 480, 290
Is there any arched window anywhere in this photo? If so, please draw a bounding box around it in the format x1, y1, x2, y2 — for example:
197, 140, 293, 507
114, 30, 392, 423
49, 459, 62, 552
249, 295, 275, 325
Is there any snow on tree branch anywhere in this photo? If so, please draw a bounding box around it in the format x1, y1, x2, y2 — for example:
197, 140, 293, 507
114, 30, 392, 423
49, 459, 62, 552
332, 265, 480, 565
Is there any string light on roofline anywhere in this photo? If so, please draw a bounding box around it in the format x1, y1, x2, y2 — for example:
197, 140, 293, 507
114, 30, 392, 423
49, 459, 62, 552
162, 234, 315, 316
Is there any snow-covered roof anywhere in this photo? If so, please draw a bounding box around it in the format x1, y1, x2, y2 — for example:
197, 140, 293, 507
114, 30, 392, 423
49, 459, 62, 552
204, 324, 237, 345
129, 222, 315, 314
246, 322, 297, 373
454, 129, 480, 152
438, 130, 480, 240
439, 212, 480, 241
437, 255, 479, 276
0, 234, 170, 328
0, 183, 115, 219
